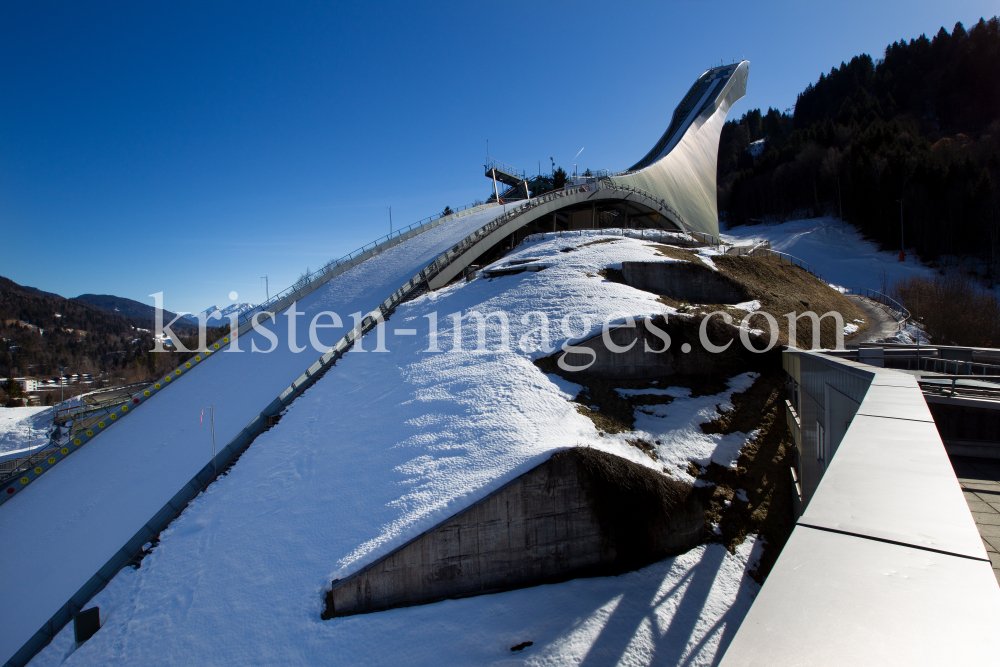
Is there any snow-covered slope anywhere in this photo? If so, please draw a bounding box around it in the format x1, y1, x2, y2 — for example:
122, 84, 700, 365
722, 216, 936, 291
0, 205, 513, 667
28, 232, 764, 667
0, 407, 53, 457
191, 302, 257, 322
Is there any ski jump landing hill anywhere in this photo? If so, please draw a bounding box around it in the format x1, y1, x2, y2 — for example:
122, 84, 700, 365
0, 61, 749, 667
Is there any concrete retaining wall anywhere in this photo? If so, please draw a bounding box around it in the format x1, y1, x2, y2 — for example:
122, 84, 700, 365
622, 261, 749, 304
560, 315, 755, 380
323, 448, 703, 618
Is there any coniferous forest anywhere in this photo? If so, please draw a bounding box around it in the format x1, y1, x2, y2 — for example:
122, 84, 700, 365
717, 17, 1000, 284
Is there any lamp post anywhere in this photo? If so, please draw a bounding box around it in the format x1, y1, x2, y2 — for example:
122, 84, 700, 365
201, 406, 216, 478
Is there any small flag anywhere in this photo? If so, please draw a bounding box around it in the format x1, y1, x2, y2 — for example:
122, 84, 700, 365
200, 409, 204, 426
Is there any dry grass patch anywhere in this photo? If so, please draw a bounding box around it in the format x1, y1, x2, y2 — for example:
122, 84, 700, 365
648, 244, 699, 262
712, 255, 867, 348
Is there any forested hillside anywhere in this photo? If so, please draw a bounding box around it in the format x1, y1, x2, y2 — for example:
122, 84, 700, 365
0, 276, 218, 386
718, 17, 1000, 283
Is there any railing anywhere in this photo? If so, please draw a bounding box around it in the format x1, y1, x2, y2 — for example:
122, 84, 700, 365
0, 446, 60, 484
738, 247, 828, 284
484, 157, 525, 180
467, 178, 709, 252
53, 382, 152, 424
232, 201, 488, 330
839, 287, 911, 323
726, 240, 771, 256
918, 374, 1000, 401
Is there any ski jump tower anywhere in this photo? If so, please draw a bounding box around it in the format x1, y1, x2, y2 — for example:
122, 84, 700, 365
609, 61, 749, 239
482, 61, 748, 242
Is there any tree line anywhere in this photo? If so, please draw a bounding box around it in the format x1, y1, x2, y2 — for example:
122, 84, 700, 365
718, 17, 1000, 284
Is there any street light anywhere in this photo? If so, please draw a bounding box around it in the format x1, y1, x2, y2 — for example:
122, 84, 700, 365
58, 366, 67, 406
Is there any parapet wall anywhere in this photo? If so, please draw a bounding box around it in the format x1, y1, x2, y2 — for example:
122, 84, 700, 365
622, 261, 749, 304
324, 448, 704, 618
719, 350, 1000, 665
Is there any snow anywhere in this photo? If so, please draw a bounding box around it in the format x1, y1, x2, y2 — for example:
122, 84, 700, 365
1, 204, 513, 666
722, 216, 936, 292
194, 302, 257, 321
631, 373, 760, 472
0, 407, 52, 455
728, 300, 761, 312
23, 231, 763, 667
33, 542, 761, 667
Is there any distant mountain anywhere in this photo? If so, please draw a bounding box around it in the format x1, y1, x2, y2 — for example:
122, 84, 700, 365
75, 294, 197, 333
17, 285, 64, 300
193, 303, 257, 323
0, 276, 153, 378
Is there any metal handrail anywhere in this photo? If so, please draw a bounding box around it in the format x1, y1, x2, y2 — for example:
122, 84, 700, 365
840, 287, 911, 323
232, 200, 488, 329
53, 382, 153, 423
0, 446, 60, 484
485, 157, 525, 179
739, 247, 827, 284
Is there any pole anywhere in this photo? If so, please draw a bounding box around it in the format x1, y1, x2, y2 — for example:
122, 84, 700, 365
837, 177, 842, 222
210, 406, 216, 477
896, 198, 904, 261
388, 206, 392, 234
203, 406, 216, 478
261, 276, 269, 303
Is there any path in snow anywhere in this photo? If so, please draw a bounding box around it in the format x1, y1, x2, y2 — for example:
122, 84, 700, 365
722, 217, 935, 292
846, 295, 903, 343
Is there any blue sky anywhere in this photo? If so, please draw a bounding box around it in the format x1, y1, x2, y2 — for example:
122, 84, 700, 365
2, 0, 996, 313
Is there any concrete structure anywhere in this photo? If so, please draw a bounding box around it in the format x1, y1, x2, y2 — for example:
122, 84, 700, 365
951, 456, 1000, 583
926, 395, 1000, 458
621, 261, 749, 304
324, 448, 704, 617
425, 62, 749, 291
557, 314, 757, 380
719, 350, 1000, 666
610, 62, 748, 239
1, 378, 38, 392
